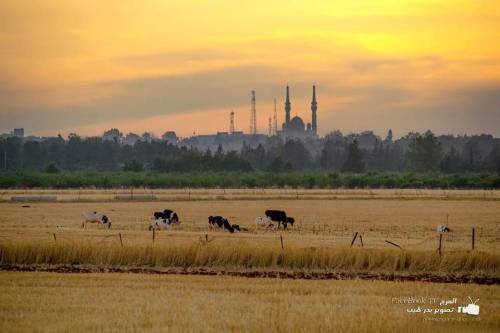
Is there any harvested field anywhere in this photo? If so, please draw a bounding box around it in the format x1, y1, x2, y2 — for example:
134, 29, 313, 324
1, 188, 500, 202
0, 195, 498, 252
0, 272, 498, 332
0, 189, 499, 332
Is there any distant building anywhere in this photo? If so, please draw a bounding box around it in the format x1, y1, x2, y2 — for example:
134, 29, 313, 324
281, 85, 318, 141
102, 128, 123, 142
123, 132, 141, 146
12, 128, 24, 139
141, 132, 154, 143
179, 131, 267, 152
162, 131, 178, 144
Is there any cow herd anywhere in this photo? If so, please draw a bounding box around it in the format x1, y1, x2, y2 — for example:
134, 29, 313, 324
82, 209, 295, 233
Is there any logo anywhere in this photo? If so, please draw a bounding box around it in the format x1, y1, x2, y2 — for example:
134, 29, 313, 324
458, 297, 479, 316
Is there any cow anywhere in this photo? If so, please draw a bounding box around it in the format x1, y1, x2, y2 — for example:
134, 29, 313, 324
255, 216, 274, 229
437, 225, 451, 233
149, 218, 171, 231
149, 209, 180, 231
265, 210, 295, 229
208, 216, 235, 233
231, 224, 248, 232
81, 211, 111, 229
153, 209, 180, 224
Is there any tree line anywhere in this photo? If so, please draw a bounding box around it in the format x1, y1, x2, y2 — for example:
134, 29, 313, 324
0, 130, 499, 173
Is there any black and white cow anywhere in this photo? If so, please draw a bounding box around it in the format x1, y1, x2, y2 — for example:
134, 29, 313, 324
149, 209, 180, 230
437, 225, 451, 233
265, 210, 295, 229
208, 216, 239, 233
154, 209, 179, 224
81, 211, 112, 229
255, 216, 274, 229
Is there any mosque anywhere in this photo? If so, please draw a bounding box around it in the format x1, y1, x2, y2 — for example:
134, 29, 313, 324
280, 85, 318, 140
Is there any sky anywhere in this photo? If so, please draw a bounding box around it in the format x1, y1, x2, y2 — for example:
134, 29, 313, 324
0, 0, 499, 139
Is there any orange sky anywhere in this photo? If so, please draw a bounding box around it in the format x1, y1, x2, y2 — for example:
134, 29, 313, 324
1, 0, 499, 138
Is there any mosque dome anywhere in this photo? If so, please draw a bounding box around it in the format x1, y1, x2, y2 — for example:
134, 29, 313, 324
289, 116, 305, 131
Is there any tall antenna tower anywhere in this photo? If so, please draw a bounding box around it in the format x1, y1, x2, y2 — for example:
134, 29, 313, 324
250, 90, 257, 135
229, 110, 235, 134
273, 98, 278, 135
268, 117, 272, 136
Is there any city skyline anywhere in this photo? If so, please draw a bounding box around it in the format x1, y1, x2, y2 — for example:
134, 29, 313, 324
1, 1, 500, 137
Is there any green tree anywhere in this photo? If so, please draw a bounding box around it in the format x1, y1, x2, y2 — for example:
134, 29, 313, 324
484, 145, 500, 172
405, 131, 442, 171
342, 139, 365, 172
45, 162, 60, 173
440, 146, 461, 173
123, 160, 144, 172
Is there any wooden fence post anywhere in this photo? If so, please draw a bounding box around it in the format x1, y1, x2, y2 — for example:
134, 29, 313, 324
52, 233, 57, 243
359, 235, 364, 247
152, 228, 155, 243
280, 234, 284, 250
350, 232, 358, 247
205, 234, 208, 242
119, 233, 123, 248
472, 227, 475, 250
438, 234, 443, 255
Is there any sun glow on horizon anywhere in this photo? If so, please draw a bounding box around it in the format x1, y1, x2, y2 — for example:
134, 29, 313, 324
1, 0, 499, 137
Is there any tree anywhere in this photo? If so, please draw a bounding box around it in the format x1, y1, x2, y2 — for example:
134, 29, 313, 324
45, 162, 60, 173
342, 140, 365, 172
483, 145, 500, 172
266, 156, 292, 172
405, 131, 442, 171
123, 160, 144, 172
281, 139, 311, 170
440, 146, 461, 173
462, 139, 482, 171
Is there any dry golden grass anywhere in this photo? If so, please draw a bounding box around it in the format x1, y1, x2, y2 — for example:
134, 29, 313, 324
2, 188, 500, 202
0, 272, 498, 333
0, 196, 498, 252
1, 191, 499, 332
1, 240, 498, 277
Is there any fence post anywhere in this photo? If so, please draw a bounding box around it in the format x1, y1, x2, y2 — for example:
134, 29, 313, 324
280, 234, 284, 250
152, 228, 155, 243
52, 233, 57, 243
205, 234, 208, 242
119, 233, 123, 248
350, 232, 358, 247
438, 234, 443, 255
472, 227, 475, 250
359, 235, 364, 247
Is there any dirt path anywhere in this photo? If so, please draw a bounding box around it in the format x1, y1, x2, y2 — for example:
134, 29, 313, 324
2, 264, 498, 285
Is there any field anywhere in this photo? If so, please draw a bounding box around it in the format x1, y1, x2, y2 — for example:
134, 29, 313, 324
0, 272, 499, 332
0, 189, 499, 331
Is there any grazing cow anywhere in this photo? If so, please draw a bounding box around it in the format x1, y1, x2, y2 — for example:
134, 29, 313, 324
255, 216, 274, 229
437, 225, 451, 233
82, 211, 111, 229
208, 216, 235, 233
265, 210, 295, 229
153, 209, 180, 224
149, 209, 180, 230
231, 224, 248, 232
149, 218, 170, 231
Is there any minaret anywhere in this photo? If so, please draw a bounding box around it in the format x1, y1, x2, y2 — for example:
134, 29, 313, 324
285, 85, 291, 125
311, 85, 317, 134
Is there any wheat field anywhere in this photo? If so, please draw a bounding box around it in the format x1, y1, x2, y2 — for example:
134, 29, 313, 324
1, 189, 499, 332
0, 272, 498, 333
